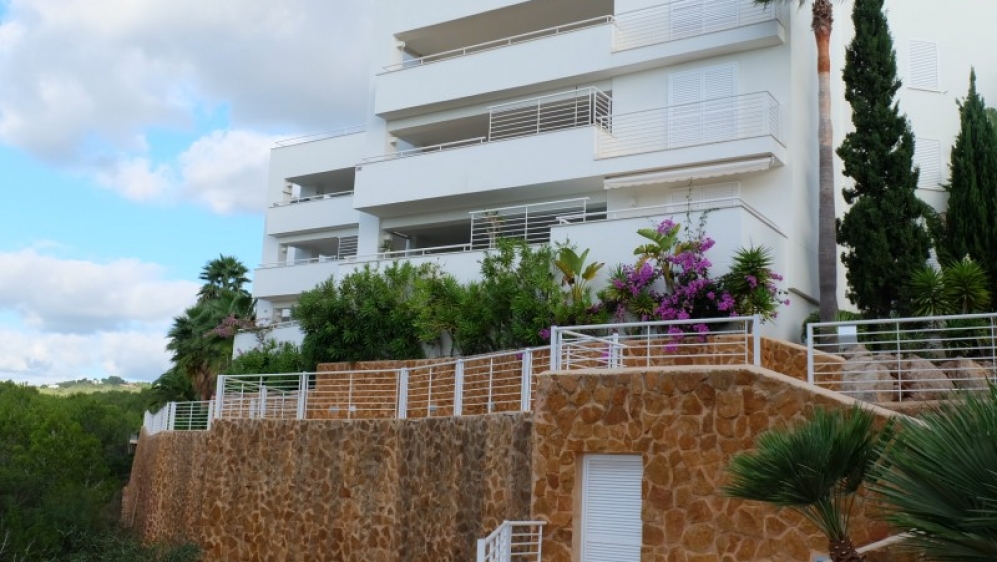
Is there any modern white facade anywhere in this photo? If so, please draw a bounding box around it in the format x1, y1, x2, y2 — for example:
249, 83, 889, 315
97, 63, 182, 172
241, 0, 997, 353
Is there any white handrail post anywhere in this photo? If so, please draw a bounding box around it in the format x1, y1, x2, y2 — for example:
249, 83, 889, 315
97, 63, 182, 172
610, 332, 621, 368
167, 402, 177, 431
207, 399, 214, 430
476, 538, 486, 562
215, 375, 226, 420
521, 349, 533, 412
397, 368, 409, 419
297, 372, 309, 420
752, 315, 761, 366
260, 385, 269, 419
551, 326, 560, 371
806, 323, 815, 385
454, 360, 465, 416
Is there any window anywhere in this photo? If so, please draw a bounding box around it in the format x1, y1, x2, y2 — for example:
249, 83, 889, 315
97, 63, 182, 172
909, 40, 939, 91
914, 138, 942, 188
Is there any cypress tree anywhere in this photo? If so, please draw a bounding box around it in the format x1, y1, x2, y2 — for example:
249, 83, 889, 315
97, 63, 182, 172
836, 0, 932, 317
942, 70, 997, 297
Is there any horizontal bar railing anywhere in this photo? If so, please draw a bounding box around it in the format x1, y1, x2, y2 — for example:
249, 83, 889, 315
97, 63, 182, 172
142, 400, 215, 435
614, 0, 778, 51
273, 125, 366, 147
551, 317, 761, 371
489, 87, 612, 142
596, 92, 782, 158
271, 190, 354, 208
383, 15, 614, 72
469, 198, 590, 249
806, 312, 997, 403
362, 137, 487, 164
477, 521, 546, 562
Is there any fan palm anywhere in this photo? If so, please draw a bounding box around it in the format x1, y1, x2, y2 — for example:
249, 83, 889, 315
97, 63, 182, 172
724, 406, 892, 562
871, 387, 997, 560
198, 254, 250, 301
754, 0, 839, 322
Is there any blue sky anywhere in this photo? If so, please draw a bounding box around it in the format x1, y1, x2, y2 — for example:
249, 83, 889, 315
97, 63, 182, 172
0, 0, 373, 384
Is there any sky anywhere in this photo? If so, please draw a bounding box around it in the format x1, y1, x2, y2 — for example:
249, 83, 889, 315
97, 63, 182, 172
0, 0, 374, 385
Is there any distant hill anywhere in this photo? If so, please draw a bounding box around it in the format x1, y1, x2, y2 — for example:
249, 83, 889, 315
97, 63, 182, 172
38, 376, 150, 396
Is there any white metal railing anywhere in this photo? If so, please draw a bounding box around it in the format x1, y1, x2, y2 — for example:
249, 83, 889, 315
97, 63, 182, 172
477, 521, 546, 562
566, 196, 787, 239
362, 137, 487, 164
597, 92, 782, 158
271, 190, 353, 208
143, 400, 215, 435
364, 88, 612, 164
382, 15, 615, 72
614, 0, 778, 51
259, 236, 359, 269
488, 87, 611, 142
806, 312, 997, 402
273, 125, 366, 147
215, 347, 550, 421
470, 198, 591, 249
551, 317, 761, 371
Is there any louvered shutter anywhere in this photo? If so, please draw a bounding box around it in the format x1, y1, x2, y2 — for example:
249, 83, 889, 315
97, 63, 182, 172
910, 41, 939, 91
703, 64, 738, 142
914, 138, 942, 187
669, 69, 706, 147
581, 455, 643, 562
671, 0, 704, 39
703, 0, 738, 33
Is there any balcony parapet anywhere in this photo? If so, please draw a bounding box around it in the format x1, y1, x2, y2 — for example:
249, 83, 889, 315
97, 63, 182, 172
271, 190, 354, 208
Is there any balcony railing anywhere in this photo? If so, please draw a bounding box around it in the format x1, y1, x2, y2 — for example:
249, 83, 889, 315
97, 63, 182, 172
469, 198, 592, 249
382, 16, 615, 72
364, 88, 611, 164
271, 190, 354, 208
614, 0, 778, 52
488, 87, 611, 141
273, 125, 366, 148
477, 521, 546, 562
596, 92, 782, 158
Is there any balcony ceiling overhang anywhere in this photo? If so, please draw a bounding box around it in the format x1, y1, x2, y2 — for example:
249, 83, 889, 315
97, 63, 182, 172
603, 156, 776, 190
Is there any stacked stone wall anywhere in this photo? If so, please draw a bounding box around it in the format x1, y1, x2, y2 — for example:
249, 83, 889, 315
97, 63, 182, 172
530, 366, 897, 562
125, 414, 532, 562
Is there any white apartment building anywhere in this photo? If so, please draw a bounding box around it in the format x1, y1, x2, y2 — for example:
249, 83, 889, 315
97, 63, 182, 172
242, 0, 997, 352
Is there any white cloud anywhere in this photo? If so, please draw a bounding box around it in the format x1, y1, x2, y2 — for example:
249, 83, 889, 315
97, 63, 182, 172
179, 130, 278, 214
94, 156, 175, 202
0, 329, 171, 385
0, 0, 373, 163
0, 249, 199, 333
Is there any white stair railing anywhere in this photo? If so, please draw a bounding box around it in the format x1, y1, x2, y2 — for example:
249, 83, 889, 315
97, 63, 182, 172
477, 521, 545, 562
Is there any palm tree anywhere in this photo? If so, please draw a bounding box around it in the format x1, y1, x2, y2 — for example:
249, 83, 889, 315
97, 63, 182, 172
754, 0, 839, 322
871, 387, 997, 560
198, 254, 250, 302
724, 406, 892, 562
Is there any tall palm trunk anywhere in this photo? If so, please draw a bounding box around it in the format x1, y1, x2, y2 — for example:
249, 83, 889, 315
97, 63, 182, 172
813, 0, 839, 323
829, 537, 865, 562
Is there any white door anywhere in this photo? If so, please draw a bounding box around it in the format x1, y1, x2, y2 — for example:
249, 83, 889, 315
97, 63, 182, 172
581, 454, 643, 562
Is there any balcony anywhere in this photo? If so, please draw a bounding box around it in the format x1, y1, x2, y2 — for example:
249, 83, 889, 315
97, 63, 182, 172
269, 127, 366, 184
356, 92, 785, 215
266, 191, 360, 236
374, 0, 783, 117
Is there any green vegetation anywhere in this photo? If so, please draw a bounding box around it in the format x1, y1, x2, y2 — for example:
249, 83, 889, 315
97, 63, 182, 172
0, 382, 200, 561
724, 406, 891, 562
166, 255, 254, 400
836, 0, 932, 318
941, 71, 997, 295
871, 387, 997, 560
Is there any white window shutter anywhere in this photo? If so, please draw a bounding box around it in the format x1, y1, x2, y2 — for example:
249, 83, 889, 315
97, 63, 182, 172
671, 0, 704, 39
581, 455, 643, 562
914, 138, 942, 188
703, 0, 739, 33
910, 40, 939, 91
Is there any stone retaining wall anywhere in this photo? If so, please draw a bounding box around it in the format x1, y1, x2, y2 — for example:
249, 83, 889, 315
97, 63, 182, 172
530, 366, 897, 562
124, 414, 532, 562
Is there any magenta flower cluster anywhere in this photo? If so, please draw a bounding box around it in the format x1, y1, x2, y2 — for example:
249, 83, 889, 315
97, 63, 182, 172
208, 314, 255, 339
